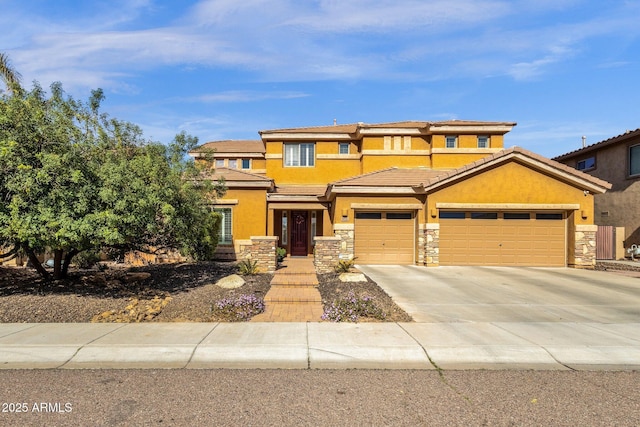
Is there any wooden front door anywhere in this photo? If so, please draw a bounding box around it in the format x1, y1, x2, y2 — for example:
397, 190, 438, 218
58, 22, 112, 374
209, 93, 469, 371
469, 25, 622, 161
291, 211, 308, 256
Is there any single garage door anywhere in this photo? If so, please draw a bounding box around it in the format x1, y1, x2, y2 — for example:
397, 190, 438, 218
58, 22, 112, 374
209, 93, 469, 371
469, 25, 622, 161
355, 211, 415, 264
439, 212, 566, 266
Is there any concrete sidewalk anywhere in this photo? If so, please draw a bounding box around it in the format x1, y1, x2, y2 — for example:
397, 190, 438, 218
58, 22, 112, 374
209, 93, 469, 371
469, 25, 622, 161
1, 321, 639, 370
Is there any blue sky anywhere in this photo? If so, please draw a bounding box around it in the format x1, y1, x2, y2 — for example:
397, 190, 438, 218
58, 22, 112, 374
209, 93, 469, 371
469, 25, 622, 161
2, 0, 639, 157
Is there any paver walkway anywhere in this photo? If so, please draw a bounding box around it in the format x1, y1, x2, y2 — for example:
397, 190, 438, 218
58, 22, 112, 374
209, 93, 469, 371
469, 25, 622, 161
251, 257, 324, 322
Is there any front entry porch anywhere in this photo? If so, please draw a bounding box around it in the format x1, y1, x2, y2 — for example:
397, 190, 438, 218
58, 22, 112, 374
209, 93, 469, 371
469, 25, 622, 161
270, 207, 330, 257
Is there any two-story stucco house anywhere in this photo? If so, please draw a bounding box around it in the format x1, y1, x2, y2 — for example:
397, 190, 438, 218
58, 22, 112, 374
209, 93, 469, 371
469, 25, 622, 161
553, 128, 640, 254
190, 120, 610, 269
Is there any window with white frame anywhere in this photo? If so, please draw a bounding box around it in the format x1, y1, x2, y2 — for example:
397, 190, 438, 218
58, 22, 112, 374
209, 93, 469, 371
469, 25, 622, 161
241, 158, 251, 169
228, 159, 238, 169
284, 143, 315, 167
477, 136, 490, 148
339, 142, 349, 154
630, 145, 640, 176
215, 159, 225, 168
445, 136, 458, 149
214, 208, 232, 244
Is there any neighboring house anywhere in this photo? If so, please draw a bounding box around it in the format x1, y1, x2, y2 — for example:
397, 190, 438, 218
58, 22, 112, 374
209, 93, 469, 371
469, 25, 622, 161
190, 121, 610, 268
553, 128, 640, 254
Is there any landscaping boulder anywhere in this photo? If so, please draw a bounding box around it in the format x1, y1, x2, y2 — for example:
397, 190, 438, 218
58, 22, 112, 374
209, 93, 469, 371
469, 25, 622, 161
339, 272, 367, 283
216, 274, 246, 289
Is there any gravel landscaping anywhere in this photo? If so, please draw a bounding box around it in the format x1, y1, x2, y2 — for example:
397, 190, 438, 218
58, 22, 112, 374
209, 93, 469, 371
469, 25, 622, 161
0, 261, 411, 323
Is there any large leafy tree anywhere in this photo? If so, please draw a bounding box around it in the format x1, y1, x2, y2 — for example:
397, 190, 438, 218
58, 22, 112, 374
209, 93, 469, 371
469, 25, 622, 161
0, 52, 22, 94
0, 78, 224, 280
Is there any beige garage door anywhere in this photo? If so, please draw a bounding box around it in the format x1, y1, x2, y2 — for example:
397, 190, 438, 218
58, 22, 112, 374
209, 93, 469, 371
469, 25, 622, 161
439, 212, 566, 266
355, 212, 415, 264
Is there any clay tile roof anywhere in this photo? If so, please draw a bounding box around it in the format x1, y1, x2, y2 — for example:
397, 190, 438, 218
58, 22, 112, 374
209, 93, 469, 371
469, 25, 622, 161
202, 168, 272, 185
332, 167, 447, 187
431, 119, 516, 126
362, 121, 430, 129
553, 128, 640, 160
422, 146, 611, 191
273, 186, 328, 196
260, 123, 359, 134
191, 140, 265, 154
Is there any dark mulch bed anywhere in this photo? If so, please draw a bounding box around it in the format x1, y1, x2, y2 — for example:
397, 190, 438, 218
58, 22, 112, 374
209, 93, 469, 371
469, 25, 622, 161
0, 262, 412, 323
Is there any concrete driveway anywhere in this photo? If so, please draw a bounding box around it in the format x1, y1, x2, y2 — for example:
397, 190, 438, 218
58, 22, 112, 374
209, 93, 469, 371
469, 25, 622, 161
357, 265, 640, 324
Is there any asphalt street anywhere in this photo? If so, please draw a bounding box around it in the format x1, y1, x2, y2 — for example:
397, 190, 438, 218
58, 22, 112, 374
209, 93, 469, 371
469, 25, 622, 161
1, 369, 639, 426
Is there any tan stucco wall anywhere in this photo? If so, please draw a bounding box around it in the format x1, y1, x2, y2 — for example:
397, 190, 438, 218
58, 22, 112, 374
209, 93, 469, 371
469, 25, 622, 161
217, 188, 268, 241
425, 161, 595, 225
265, 140, 362, 184
332, 194, 427, 224
362, 155, 432, 173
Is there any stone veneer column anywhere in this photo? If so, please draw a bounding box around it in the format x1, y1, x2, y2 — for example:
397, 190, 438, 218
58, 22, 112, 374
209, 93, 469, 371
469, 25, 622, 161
424, 223, 440, 267
333, 224, 355, 261
248, 236, 278, 273
573, 225, 597, 269
313, 236, 341, 274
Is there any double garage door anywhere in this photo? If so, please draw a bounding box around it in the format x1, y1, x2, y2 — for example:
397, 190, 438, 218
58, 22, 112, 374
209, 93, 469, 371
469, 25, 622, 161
439, 211, 566, 267
354, 210, 567, 266
354, 212, 415, 264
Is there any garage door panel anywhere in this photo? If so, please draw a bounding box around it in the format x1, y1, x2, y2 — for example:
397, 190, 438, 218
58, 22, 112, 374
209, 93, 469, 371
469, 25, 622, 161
440, 213, 566, 267
355, 212, 415, 264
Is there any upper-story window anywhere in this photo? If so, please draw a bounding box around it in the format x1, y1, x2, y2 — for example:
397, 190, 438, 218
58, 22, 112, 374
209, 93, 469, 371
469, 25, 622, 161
576, 156, 595, 171
284, 143, 315, 167
339, 142, 350, 154
477, 136, 490, 148
215, 159, 225, 168
445, 136, 458, 149
630, 144, 640, 176
241, 159, 251, 169
228, 159, 238, 169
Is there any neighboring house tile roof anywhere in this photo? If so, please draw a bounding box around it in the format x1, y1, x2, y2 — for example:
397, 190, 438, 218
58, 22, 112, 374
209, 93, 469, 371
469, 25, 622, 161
553, 128, 640, 160
191, 140, 265, 156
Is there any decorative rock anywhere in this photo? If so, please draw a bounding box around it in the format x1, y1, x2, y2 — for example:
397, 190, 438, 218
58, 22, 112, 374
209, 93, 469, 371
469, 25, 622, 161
339, 272, 367, 283
216, 274, 246, 289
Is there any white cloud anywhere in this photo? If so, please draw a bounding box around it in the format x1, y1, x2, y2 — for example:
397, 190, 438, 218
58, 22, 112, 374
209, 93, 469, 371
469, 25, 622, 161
4, 0, 640, 91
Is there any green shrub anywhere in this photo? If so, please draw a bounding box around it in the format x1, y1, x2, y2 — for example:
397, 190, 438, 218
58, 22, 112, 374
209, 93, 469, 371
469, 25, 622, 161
73, 250, 101, 269
237, 259, 260, 275
335, 258, 356, 273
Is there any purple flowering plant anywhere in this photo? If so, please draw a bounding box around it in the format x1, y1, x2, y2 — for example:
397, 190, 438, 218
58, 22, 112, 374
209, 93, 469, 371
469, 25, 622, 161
321, 290, 386, 322
213, 294, 265, 321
